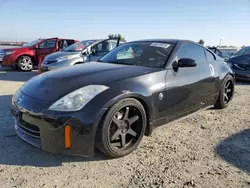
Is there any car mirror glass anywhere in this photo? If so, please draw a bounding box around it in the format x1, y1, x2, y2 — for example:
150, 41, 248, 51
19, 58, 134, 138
178, 58, 197, 68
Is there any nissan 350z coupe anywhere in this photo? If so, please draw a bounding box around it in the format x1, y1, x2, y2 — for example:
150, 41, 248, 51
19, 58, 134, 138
11, 39, 235, 158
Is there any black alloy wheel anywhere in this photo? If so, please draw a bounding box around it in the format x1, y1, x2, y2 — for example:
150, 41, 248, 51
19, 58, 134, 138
223, 80, 234, 104
215, 75, 234, 109
96, 98, 147, 158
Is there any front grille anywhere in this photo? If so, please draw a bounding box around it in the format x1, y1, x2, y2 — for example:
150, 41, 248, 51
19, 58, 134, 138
46, 60, 57, 64
16, 120, 40, 138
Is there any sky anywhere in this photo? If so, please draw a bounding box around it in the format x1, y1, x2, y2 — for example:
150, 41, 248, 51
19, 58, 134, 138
0, 0, 250, 46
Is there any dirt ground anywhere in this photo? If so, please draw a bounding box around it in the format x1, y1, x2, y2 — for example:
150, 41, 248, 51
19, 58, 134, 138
0, 68, 249, 188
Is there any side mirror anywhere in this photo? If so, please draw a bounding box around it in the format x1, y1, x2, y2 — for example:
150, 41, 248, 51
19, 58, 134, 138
35, 44, 39, 49
178, 58, 197, 68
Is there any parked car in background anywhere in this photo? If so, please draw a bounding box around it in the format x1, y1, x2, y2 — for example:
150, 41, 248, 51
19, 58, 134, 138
218, 47, 238, 61
0, 38, 78, 71
208, 47, 237, 61
40, 38, 122, 73
12, 39, 234, 158
227, 46, 250, 81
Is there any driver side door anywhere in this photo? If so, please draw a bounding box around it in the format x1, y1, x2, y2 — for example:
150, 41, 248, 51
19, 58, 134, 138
35, 38, 58, 65
163, 43, 214, 121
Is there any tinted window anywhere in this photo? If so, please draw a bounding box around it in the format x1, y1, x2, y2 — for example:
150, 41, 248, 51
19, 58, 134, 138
95, 41, 110, 53
39, 39, 56, 49
177, 43, 206, 61
66, 40, 75, 46
99, 42, 175, 68
205, 50, 215, 61
110, 41, 118, 50
58, 40, 68, 50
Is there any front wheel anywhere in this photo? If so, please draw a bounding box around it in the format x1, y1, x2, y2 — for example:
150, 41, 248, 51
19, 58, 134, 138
214, 75, 234, 109
95, 98, 147, 158
17, 56, 33, 71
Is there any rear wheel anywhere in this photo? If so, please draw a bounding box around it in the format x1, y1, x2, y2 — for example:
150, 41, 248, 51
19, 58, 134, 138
96, 98, 147, 158
214, 75, 234, 109
17, 56, 33, 71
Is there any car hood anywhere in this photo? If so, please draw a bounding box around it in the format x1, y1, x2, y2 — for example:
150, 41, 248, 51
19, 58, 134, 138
45, 51, 80, 60
21, 62, 154, 102
2, 46, 30, 51
229, 55, 250, 65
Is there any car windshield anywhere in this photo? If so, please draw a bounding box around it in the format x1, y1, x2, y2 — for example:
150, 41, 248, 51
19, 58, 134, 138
63, 40, 96, 52
233, 47, 250, 56
23, 39, 42, 47
99, 42, 175, 68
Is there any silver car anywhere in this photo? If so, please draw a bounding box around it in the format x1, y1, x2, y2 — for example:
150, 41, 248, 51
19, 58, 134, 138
41, 38, 121, 72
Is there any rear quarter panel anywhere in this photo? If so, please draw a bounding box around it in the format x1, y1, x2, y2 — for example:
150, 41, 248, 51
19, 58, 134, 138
212, 60, 234, 94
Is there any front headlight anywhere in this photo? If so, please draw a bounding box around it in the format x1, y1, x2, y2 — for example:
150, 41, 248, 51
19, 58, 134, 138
5, 51, 15, 56
56, 55, 75, 62
48, 85, 109, 111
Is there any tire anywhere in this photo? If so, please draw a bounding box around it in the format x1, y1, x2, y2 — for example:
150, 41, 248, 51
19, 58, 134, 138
17, 56, 33, 71
214, 75, 234, 109
95, 98, 147, 158
12, 64, 17, 71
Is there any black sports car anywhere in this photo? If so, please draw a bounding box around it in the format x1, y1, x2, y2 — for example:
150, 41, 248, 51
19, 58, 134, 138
227, 46, 250, 81
11, 39, 235, 158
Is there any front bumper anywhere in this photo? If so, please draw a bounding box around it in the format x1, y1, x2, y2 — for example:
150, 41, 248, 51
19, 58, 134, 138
232, 69, 250, 81
1, 54, 16, 67
11, 91, 106, 157
41, 58, 82, 72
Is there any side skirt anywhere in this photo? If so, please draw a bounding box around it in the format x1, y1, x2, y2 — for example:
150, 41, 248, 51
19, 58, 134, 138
149, 105, 214, 134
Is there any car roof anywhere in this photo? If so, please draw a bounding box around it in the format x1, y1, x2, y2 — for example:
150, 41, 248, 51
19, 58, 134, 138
129, 39, 194, 44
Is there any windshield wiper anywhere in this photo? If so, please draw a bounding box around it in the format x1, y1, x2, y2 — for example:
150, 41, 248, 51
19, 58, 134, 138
103, 61, 136, 66
64, 49, 77, 52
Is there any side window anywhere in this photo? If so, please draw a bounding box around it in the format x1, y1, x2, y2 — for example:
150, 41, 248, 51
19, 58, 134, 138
110, 41, 118, 50
62, 40, 68, 49
58, 40, 63, 50
94, 41, 110, 53
205, 50, 215, 61
39, 39, 56, 49
66, 40, 75, 46
176, 43, 206, 62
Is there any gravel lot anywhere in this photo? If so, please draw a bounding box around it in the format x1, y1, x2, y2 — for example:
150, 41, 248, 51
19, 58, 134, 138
0, 68, 250, 188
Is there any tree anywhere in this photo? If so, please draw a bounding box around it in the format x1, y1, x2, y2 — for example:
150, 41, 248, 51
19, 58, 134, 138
108, 33, 126, 42
198, 39, 205, 46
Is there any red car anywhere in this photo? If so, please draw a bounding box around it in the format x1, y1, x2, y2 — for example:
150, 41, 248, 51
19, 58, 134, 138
0, 38, 78, 71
